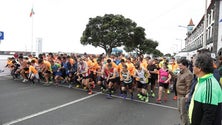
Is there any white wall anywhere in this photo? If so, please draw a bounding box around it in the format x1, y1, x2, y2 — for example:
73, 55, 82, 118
217, 1, 222, 52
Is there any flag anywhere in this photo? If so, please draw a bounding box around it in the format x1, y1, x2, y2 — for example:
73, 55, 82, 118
30, 8, 35, 17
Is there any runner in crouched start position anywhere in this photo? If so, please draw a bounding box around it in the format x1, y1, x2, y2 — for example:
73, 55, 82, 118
38, 59, 52, 85
105, 62, 119, 99
134, 63, 150, 102
27, 60, 39, 84
96, 59, 107, 92
120, 64, 133, 99
77, 57, 92, 94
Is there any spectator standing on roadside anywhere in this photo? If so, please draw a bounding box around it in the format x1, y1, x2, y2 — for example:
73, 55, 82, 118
188, 53, 222, 125
217, 56, 222, 85
176, 58, 193, 125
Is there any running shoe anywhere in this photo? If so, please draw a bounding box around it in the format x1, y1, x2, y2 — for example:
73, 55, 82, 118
123, 94, 127, 99
145, 97, 149, 102
43, 82, 48, 85
88, 90, 93, 95
68, 84, 72, 88
173, 96, 177, 100
106, 94, 112, 99
156, 99, 161, 104
101, 87, 106, 93
43, 82, 50, 86
140, 96, 145, 101
151, 93, 155, 98
76, 84, 80, 88
130, 95, 134, 100
119, 93, 124, 97
102, 89, 106, 93
61, 80, 66, 84
22, 79, 28, 83
137, 93, 140, 97
167, 89, 170, 94
91, 83, 96, 89
137, 93, 142, 99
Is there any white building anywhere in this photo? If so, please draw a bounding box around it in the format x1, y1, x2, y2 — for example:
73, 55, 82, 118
182, 0, 222, 57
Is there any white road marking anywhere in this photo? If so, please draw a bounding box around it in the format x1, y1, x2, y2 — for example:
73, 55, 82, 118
48, 85, 177, 110
70, 86, 176, 110
3, 92, 101, 125
0, 73, 9, 77
111, 94, 177, 110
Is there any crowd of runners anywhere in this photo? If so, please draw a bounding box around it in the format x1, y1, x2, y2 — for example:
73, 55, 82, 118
4, 52, 221, 104
3, 49, 222, 125
4, 52, 183, 103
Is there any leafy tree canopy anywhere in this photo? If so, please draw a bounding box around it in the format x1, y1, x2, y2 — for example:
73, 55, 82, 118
81, 14, 136, 55
80, 14, 163, 56
164, 53, 172, 57
124, 37, 163, 56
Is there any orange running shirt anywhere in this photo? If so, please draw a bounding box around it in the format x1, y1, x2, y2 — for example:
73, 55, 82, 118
29, 65, 38, 74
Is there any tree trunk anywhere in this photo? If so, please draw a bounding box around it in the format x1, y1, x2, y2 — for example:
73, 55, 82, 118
105, 48, 112, 57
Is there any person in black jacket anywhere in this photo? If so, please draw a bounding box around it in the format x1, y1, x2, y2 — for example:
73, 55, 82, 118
188, 51, 222, 125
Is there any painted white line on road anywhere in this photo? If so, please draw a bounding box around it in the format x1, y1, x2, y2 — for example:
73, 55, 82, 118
61, 85, 177, 110
0, 74, 10, 76
3, 92, 101, 125
111, 94, 177, 110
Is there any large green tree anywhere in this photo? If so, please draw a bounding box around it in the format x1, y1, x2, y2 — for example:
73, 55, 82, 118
124, 36, 163, 56
81, 14, 163, 56
80, 14, 137, 55
124, 26, 145, 52
152, 49, 164, 57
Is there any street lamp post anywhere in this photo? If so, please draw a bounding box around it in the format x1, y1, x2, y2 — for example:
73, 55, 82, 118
176, 38, 183, 51
172, 44, 179, 53
177, 25, 189, 52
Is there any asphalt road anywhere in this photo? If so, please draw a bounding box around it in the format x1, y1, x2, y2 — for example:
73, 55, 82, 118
0, 73, 180, 125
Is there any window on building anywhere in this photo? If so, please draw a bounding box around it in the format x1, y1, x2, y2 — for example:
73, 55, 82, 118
208, 14, 211, 25
207, 29, 209, 39
211, 9, 214, 21
210, 26, 213, 38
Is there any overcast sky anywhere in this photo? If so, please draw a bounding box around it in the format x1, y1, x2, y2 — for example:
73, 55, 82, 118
0, 0, 209, 54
